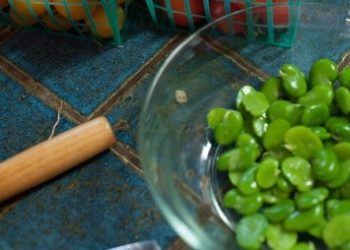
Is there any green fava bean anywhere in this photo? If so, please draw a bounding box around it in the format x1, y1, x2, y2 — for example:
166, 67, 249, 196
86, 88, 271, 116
242, 91, 270, 117
339, 242, 350, 250
298, 84, 334, 106
269, 100, 303, 126
224, 189, 263, 215
263, 199, 295, 222
228, 145, 257, 171
236, 85, 255, 110
341, 179, 350, 199
290, 242, 316, 250
263, 119, 291, 150
323, 214, 350, 247
339, 66, 350, 88
265, 224, 297, 250
309, 58, 338, 86
333, 142, 350, 161
207, 108, 227, 129
272, 185, 291, 200
311, 127, 331, 140
335, 87, 350, 115
216, 149, 237, 171
279, 64, 307, 98
256, 158, 280, 189
238, 166, 259, 195
261, 77, 283, 104
276, 176, 294, 192
327, 199, 350, 219
252, 115, 268, 137
296, 187, 329, 209
326, 116, 349, 132
262, 191, 281, 204
263, 147, 293, 162
312, 148, 339, 182
327, 160, 350, 188
333, 123, 350, 141
214, 110, 243, 146
228, 171, 242, 186
236, 213, 268, 250
301, 103, 329, 127
236, 133, 261, 158
307, 218, 327, 238
282, 157, 313, 192
284, 204, 324, 231
284, 126, 323, 160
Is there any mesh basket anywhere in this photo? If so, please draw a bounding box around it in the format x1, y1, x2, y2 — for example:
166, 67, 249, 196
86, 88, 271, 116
0, 0, 131, 45
145, 0, 300, 47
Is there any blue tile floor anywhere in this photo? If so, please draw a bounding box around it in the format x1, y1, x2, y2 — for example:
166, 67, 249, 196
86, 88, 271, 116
1, 1, 350, 249
0, 5, 181, 250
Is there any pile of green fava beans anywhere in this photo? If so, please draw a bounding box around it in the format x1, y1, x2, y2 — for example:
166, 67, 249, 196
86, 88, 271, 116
207, 59, 350, 250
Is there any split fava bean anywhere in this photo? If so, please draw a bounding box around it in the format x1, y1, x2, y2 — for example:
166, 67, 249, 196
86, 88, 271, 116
298, 84, 334, 106
301, 103, 329, 127
295, 187, 329, 209
238, 165, 260, 195
236, 213, 268, 250
309, 58, 338, 87
256, 158, 280, 189
333, 142, 350, 161
261, 77, 283, 104
284, 204, 324, 232
279, 64, 307, 98
311, 148, 339, 182
214, 110, 243, 146
284, 126, 323, 160
263, 199, 295, 223
266, 224, 297, 250
290, 242, 316, 250
269, 100, 303, 126
323, 214, 350, 247
310, 127, 331, 140
338, 66, 350, 88
242, 91, 270, 117
326, 199, 350, 219
263, 119, 291, 150
335, 87, 350, 115
326, 160, 350, 188
281, 157, 313, 192
223, 189, 263, 215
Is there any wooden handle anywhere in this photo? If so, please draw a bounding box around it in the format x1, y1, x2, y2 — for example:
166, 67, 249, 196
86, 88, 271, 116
0, 116, 116, 203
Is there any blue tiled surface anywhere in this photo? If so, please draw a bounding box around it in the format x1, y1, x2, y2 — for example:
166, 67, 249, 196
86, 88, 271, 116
0, 9, 172, 116
0, 73, 73, 161
0, 72, 176, 249
1, 1, 350, 249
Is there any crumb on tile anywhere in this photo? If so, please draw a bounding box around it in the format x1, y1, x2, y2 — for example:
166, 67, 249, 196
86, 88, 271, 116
175, 90, 188, 104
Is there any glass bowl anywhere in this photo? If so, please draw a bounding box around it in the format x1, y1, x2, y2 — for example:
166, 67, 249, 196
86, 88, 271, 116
139, 2, 350, 249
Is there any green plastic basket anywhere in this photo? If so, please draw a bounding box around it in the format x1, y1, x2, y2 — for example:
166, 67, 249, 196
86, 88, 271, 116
145, 0, 300, 47
0, 0, 131, 45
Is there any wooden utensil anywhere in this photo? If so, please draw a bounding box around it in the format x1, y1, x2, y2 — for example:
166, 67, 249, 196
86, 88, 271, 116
0, 116, 116, 203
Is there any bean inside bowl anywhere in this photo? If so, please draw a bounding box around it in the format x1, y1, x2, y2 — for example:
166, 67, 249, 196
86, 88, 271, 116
139, 2, 350, 249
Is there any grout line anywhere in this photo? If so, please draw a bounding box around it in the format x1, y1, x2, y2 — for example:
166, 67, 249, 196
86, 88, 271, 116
110, 142, 143, 176
112, 119, 129, 131
0, 54, 85, 124
203, 37, 270, 82
88, 33, 186, 120
0, 26, 19, 45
